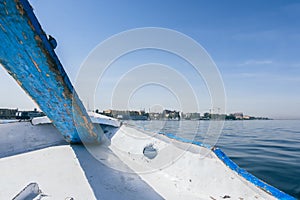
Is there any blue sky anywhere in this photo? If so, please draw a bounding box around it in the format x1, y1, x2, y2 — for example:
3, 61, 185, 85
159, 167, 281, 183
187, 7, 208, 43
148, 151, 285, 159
1, 0, 300, 119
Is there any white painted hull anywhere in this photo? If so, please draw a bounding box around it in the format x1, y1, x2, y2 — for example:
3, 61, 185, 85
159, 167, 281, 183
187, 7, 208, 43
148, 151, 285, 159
0, 0, 294, 198
105, 125, 277, 200
0, 120, 293, 199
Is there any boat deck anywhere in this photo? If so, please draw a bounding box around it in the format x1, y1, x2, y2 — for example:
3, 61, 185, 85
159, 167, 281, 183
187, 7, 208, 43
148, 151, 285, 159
0, 122, 282, 199
0, 122, 163, 199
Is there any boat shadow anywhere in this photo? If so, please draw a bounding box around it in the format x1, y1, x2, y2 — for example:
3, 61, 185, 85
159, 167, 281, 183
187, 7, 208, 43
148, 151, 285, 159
71, 133, 163, 200
0, 122, 67, 159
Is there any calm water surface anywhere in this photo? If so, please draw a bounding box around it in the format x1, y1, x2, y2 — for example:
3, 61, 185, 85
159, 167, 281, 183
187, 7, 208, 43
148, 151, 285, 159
129, 120, 300, 198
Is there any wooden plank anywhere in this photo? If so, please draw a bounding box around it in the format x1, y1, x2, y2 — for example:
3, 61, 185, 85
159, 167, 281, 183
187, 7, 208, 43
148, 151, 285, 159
0, 0, 102, 143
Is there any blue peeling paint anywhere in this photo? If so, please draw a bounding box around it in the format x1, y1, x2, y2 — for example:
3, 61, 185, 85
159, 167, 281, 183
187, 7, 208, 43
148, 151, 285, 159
159, 132, 296, 200
213, 148, 296, 200
158, 132, 211, 149
0, 0, 102, 143
0, 1, 296, 197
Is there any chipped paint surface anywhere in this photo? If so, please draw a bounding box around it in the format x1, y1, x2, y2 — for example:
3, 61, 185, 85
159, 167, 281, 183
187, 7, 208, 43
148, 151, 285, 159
157, 132, 296, 200
213, 148, 296, 200
0, 1, 296, 198
0, 0, 102, 143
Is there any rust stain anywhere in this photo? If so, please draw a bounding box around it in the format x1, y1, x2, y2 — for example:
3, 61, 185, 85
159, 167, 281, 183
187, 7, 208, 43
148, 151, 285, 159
88, 122, 94, 132
35, 34, 74, 100
27, 19, 35, 31
34, 35, 42, 43
74, 103, 97, 138
30, 57, 41, 72
45, 50, 73, 100
12, 1, 98, 142
15, 0, 25, 15
83, 115, 88, 124
16, 79, 22, 86
34, 31, 73, 100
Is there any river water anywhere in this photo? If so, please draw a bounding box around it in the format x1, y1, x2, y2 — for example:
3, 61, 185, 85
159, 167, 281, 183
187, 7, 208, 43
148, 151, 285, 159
129, 120, 300, 198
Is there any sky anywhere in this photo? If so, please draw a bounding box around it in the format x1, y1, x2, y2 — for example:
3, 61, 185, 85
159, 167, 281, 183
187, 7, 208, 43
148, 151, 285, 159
1, 0, 300, 119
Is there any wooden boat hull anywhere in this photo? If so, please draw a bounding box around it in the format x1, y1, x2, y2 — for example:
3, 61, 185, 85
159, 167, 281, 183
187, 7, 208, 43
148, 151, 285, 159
0, 121, 296, 199
0, 0, 102, 143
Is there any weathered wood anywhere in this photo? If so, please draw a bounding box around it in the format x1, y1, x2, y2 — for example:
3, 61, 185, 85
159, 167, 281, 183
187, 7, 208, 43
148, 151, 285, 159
0, 0, 102, 143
